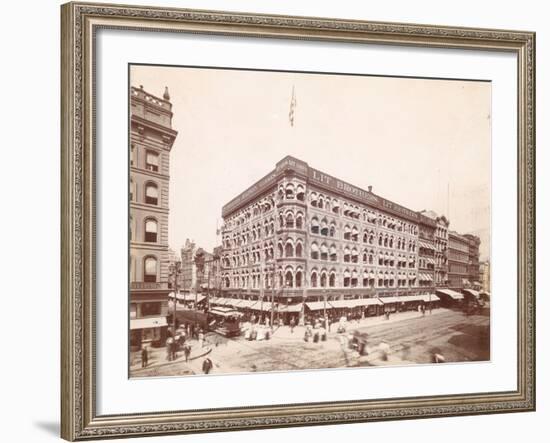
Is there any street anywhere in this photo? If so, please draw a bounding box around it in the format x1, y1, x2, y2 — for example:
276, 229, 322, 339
130, 308, 489, 377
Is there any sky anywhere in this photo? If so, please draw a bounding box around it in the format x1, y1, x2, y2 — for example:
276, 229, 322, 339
130, 65, 491, 260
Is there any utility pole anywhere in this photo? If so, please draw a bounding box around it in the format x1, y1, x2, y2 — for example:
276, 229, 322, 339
168, 260, 182, 337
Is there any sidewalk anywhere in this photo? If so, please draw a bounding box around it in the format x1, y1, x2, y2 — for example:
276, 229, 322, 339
130, 338, 212, 373
270, 307, 449, 341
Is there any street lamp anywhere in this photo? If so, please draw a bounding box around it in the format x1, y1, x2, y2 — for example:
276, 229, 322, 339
168, 260, 182, 338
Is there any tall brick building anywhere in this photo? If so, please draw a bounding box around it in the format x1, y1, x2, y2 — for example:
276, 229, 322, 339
129, 85, 178, 349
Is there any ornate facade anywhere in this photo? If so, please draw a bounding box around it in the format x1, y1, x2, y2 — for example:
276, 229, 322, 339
219, 156, 444, 322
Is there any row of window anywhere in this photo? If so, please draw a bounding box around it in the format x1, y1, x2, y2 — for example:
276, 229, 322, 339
222, 269, 420, 290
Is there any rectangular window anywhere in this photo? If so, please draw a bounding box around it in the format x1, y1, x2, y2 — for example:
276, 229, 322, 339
146, 151, 159, 172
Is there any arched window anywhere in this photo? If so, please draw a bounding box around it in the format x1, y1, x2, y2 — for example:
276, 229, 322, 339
363, 270, 369, 287
329, 272, 336, 287
285, 183, 295, 199
329, 244, 337, 262
329, 223, 336, 237
320, 243, 328, 261
311, 271, 318, 288
285, 212, 294, 229
311, 217, 320, 235
351, 270, 358, 287
144, 219, 158, 242
296, 185, 305, 201
285, 241, 294, 258
310, 243, 319, 260
344, 225, 351, 240
310, 192, 318, 207
295, 242, 303, 258
295, 270, 303, 288
351, 247, 359, 263
143, 256, 157, 282
343, 247, 351, 263
320, 219, 329, 236
351, 226, 359, 242
318, 196, 324, 209
320, 272, 327, 287
343, 269, 351, 287
332, 200, 340, 214
285, 270, 294, 288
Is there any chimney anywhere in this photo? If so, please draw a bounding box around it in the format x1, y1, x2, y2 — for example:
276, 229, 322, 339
368, 185, 373, 193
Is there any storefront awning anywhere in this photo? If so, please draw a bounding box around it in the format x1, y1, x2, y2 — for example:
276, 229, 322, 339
176, 294, 206, 303
422, 294, 440, 302
354, 298, 383, 306
130, 316, 167, 330
463, 289, 480, 298
329, 299, 358, 309
306, 301, 329, 311
378, 295, 427, 304
237, 299, 258, 309
436, 288, 464, 300
278, 304, 302, 313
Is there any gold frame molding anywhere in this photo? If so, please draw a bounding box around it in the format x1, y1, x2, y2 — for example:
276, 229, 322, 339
61, 2, 536, 441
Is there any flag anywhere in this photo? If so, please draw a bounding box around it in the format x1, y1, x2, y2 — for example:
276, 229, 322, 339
288, 85, 296, 127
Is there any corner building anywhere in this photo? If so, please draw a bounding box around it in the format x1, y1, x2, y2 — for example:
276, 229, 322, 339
219, 156, 441, 324
129, 85, 178, 349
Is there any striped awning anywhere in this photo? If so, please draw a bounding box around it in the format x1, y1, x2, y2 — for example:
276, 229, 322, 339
419, 241, 436, 250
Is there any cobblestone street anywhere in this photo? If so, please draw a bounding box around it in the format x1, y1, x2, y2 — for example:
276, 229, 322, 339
130, 308, 489, 378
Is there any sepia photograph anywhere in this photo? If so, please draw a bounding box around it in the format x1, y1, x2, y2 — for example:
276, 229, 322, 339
128, 64, 491, 378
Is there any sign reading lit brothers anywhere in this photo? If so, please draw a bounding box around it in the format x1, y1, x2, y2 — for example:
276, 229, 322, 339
222, 156, 422, 224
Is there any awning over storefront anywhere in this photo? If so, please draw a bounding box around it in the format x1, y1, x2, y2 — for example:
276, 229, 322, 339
237, 299, 257, 309
177, 294, 206, 303
249, 301, 274, 312
463, 289, 480, 298
329, 299, 358, 309
422, 294, 440, 302
278, 304, 302, 313
378, 295, 427, 304
354, 298, 383, 306
419, 273, 433, 281
130, 316, 167, 330
426, 257, 436, 264
419, 241, 435, 250
306, 301, 329, 311
436, 288, 464, 300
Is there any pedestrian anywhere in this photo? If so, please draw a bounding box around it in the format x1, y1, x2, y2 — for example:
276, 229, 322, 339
421, 304, 426, 316
171, 339, 177, 361
184, 344, 191, 362
141, 346, 148, 368
202, 357, 213, 374
289, 317, 295, 333
166, 337, 173, 361
198, 330, 204, 348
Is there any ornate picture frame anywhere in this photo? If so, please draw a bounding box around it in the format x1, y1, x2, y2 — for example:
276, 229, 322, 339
61, 2, 535, 440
